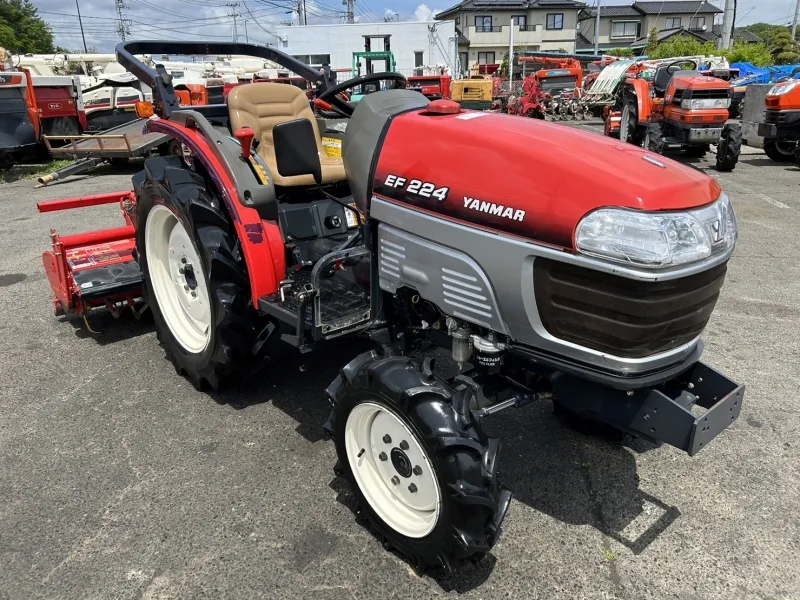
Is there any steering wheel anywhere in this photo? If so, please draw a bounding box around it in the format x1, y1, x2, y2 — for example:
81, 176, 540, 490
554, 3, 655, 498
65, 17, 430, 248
317, 72, 408, 117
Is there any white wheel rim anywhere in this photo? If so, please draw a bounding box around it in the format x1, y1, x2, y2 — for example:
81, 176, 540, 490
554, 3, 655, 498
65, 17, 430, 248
620, 105, 629, 142
145, 205, 211, 354
345, 402, 441, 538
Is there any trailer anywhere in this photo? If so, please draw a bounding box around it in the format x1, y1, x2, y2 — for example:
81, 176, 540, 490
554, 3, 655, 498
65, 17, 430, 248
36, 118, 169, 186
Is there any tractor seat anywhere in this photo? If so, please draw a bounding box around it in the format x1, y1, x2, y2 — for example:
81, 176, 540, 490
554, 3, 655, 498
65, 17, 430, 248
227, 82, 346, 187
653, 66, 701, 95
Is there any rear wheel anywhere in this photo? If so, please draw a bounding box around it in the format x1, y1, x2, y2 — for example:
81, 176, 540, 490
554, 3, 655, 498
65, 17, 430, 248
328, 350, 511, 574
644, 121, 664, 154
763, 138, 796, 162
136, 156, 268, 390
716, 122, 742, 172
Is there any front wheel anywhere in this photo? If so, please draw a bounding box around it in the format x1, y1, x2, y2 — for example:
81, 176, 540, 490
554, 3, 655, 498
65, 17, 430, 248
716, 123, 742, 172
763, 138, 796, 162
644, 121, 664, 154
328, 350, 511, 574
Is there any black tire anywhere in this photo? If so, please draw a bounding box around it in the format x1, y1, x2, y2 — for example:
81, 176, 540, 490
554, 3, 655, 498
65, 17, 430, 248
683, 144, 709, 157
763, 138, 796, 162
716, 122, 742, 172
645, 121, 664, 154
327, 349, 511, 574
135, 155, 268, 391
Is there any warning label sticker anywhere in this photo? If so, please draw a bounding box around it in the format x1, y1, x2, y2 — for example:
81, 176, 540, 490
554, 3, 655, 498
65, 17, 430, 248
322, 137, 342, 158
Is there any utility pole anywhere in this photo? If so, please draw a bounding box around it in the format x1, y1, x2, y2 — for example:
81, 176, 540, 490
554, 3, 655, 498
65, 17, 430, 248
792, 0, 800, 45
244, 20, 249, 43
720, 0, 735, 49
115, 0, 130, 41
345, 0, 355, 24
227, 2, 240, 42
508, 16, 514, 89
75, 0, 88, 53
296, 0, 307, 25
594, 0, 601, 55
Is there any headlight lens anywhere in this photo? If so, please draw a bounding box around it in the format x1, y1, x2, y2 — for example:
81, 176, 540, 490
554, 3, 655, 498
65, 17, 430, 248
680, 98, 731, 110
575, 194, 737, 269
768, 80, 800, 96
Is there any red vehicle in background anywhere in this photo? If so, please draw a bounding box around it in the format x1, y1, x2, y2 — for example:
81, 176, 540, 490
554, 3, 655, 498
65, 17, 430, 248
0, 66, 86, 166
407, 74, 452, 100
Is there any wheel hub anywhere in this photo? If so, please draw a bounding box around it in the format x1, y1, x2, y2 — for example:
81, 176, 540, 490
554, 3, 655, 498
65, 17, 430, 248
390, 447, 412, 478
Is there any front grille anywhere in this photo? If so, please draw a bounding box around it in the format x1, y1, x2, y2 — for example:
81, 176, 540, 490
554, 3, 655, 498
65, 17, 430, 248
765, 109, 789, 124
686, 89, 730, 100
533, 258, 727, 359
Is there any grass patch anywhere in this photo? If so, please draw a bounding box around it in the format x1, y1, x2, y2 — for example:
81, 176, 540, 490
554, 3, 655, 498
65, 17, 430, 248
603, 550, 617, 562
0, 159, 75, 184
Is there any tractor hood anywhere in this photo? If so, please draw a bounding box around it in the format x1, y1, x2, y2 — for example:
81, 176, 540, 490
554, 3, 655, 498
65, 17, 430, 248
366, 107, 721, 249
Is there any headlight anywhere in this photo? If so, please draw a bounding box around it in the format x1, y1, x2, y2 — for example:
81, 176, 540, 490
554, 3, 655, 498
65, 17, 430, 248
768, 80, 800, 96
680, 98, 731, 110
575, 194, 737, 269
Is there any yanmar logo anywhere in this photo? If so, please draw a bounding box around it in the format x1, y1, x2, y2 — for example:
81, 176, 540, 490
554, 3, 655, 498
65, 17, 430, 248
48, 102, 62, 110
463, 196, 525, 222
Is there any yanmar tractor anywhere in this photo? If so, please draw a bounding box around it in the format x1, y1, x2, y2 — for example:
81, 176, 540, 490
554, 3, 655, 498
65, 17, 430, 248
38, 42, 745, 575
616, 59, 741, 171
758, 78, 800, 164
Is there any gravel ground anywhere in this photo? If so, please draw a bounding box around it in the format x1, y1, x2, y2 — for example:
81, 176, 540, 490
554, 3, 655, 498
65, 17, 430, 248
0, 141, 798, 600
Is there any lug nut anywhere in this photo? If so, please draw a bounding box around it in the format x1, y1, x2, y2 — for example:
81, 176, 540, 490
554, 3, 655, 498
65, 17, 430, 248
191, 291, 197, 297
382, 434, 392, 444
408, 483, 417, 493
413, 465, 422, 476
391, 476, 400, 485
184, 284, 190, 291
181, 257, 187, 263
399, 440, 409, 450
178, 266, 185, 274
378, 452, 387, 461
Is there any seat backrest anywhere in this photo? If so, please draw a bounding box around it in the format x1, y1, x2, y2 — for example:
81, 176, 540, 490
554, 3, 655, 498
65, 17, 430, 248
228, 82, 320, 160
653, 66, 674, 95
228, 83, 346, 186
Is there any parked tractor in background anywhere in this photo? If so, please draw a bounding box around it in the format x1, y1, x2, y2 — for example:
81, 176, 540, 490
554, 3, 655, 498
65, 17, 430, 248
614, 58, 741, 171
407, 74, 451, 100
82, 72, 151, 131
757, 78, 800, 163
0, 66, 86, 167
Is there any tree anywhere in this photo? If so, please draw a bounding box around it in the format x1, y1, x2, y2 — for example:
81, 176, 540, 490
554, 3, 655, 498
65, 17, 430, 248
645, 27, 659, 55
646, 36, 718, 60
768, 29, 800, 64
605, 47, 634, 57
720, 42, 774, 67
0, 0, 54, 54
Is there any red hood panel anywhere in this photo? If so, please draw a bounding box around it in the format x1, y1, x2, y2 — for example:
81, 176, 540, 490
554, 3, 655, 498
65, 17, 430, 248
372, 110, 722, 248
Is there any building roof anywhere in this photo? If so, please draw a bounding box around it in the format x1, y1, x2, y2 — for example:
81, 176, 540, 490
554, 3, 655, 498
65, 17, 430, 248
580, 1, 722, 20
712, 24, 762, 43
436, 0, 584, 19
633, 1, 721, 14
575, 32, 639, 50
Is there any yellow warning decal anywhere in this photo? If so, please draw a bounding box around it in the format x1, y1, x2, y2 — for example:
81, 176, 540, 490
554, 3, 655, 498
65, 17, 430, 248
322, 137, 342, 157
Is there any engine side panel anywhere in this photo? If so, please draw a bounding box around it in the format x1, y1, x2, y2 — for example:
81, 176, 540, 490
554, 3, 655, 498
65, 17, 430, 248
378, 224, 508, 334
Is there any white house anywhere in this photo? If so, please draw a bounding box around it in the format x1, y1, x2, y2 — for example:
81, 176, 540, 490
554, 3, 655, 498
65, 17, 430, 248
274, 21, 459, 77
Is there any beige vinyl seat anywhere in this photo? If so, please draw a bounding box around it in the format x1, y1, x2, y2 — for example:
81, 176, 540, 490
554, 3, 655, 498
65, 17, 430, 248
227, 82, 346, 187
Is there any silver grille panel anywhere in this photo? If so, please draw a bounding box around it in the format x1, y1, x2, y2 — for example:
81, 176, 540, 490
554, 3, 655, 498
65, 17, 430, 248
377, 224, 507, 333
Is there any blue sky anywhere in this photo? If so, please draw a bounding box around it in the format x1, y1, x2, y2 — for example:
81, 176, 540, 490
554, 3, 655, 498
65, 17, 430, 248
32, 0, 799, 52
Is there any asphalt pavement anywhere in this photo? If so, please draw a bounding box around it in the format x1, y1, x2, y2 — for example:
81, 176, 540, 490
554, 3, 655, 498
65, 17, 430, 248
0, 144, 798, 600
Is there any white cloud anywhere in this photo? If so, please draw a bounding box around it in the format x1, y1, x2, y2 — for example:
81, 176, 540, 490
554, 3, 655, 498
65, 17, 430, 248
384, 8, 397, 20
413, 4, 440, 21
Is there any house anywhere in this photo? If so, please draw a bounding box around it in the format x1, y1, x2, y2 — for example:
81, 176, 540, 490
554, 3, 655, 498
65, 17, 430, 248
575, 1, 733, 54
435, 0, 586, 72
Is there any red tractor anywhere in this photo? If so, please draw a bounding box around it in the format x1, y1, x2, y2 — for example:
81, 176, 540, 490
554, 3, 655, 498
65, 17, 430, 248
615, 59, 741, 171
38, 41, 744, 575
0, 67, 86, 167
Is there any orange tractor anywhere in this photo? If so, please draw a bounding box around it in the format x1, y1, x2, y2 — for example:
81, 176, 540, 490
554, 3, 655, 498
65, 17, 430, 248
615, 59, 741, 171
757, 78, 800, 163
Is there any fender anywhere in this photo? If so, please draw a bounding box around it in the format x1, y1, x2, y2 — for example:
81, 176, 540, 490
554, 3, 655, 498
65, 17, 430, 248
146, 118, 284, 302
627, 78, 653, 123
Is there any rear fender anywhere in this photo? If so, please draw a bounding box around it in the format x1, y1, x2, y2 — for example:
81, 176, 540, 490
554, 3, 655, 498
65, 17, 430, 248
627, 79, 653, 123
145, 118, 285, 302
